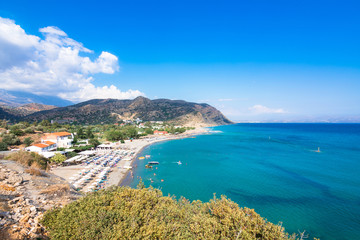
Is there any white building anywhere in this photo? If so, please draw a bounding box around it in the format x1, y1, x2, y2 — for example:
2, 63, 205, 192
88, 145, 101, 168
41, 132, 73, 148
25, 142, 56, 153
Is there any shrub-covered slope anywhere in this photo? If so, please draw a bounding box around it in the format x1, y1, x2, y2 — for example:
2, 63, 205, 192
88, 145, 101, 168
42, 186, 296, 240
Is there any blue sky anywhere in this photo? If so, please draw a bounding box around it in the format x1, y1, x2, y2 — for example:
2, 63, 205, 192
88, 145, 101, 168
0, 0, 359, 121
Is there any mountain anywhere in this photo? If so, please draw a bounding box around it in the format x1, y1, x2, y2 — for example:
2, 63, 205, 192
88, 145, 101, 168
0, 103, 57, 121
0, 107, 18, 121
23, 97, 233, 126
13, 103, 57, 116
0, 89, 73, 107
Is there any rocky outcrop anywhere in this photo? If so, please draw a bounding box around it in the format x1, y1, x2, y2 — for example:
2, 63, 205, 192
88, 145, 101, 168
0, 161, 80, 239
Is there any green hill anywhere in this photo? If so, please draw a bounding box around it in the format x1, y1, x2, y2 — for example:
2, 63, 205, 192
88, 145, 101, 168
24, 97, 233, 126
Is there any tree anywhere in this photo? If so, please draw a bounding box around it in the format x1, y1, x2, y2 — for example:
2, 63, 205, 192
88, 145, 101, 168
24, 127, 35, 134
10, 125, 24, 136
77, 128, 85, 139
105, 130, 124, 141
23, 137, 34, 147
124, 126, 138, 139
0, 142, 8, 151
145, 128, 154, 135
86, 128, 94, 139
2, 134, 21, 146
40, 120, 51, 127
50, 153, 67, 164
89, 138, 100, 147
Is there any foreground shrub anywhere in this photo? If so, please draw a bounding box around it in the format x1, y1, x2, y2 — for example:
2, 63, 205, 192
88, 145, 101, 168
5, 151, 48, 170
41, 186, 296, 240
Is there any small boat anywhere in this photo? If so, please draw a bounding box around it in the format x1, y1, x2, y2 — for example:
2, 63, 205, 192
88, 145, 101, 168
148, 161, 159, 165
138, 157, 145, 160
145, 155, 151, 159
177, 161, 182, 165
145, 165, 152, 169
316, 147, 321, 153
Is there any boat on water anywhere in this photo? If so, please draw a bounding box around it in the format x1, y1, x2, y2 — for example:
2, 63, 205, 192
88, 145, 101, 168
138, 157, 145, 160
316, 147, 321, 153
145, 165, 152, 169
145, 155, 151, 158
177, 161, 182, 165
148, 161, 159, 165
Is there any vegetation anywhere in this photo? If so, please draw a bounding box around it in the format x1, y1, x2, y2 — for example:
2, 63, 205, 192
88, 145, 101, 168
1, 134, 21, 146
5, 151, 48, 170
89, 138, 100, 147
23, 137, 33, 147
50, 153, 67, 164
25, 166, 44, 176
0, 117, 193, 150
41, 186, 297, 240
0, 142, 8, 151
71, 145, 95, 152
40, 184, 70, 197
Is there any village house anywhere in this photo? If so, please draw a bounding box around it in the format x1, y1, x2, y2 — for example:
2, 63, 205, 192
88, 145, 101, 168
25, 142, 57, 153
153, 130, 168, 135
41, 132, 73, 148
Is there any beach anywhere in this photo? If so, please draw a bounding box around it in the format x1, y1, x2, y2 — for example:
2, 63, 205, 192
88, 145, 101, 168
51, 127, 209, 191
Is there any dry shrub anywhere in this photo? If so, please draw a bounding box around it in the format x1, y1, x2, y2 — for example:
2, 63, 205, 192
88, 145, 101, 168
0, 183, 16, 191
5, 151, 48, 170
40, 184, 70, 197
25, 167, 43, 176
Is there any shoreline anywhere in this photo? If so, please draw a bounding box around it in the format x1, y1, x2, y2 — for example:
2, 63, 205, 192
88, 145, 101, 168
51, 127, 211, 191
117, 127, 211, 187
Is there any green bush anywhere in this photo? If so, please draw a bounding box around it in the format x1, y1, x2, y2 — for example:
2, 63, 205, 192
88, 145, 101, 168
70, 145, 95, 152
2, 134, 21, 146
41, 186, 295, 240
0, 142, 8, 151
50, 153, 67, 163
23, 137, 34, 147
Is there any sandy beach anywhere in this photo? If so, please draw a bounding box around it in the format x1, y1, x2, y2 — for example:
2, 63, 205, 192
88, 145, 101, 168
51, 127, 209, 191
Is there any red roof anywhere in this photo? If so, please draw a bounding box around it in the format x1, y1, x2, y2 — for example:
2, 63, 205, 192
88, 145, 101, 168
49, 132, 71, 137
44, 141, 56, 145
33, 144, 49, 148
154, 130, 168, 134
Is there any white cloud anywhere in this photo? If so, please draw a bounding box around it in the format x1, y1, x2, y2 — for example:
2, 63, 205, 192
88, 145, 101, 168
0, 17, 144, 102
39, 26, 67, 36
249, 105, 287, 114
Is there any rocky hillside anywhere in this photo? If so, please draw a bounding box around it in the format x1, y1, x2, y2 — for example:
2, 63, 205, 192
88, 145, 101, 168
24, 97, 233, 126
0, 103, 57, 121
0, 160, 79, 239
13, 103, 57, 116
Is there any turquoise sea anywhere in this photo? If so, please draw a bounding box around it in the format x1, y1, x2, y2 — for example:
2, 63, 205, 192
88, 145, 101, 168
126, 124, 360, 240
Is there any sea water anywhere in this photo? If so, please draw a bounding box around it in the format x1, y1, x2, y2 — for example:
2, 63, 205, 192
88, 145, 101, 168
128, 124, 360, 239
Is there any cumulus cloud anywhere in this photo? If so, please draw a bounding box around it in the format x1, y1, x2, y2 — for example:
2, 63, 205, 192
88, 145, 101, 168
249, 105, 287, 114
0, 17, 144, 102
